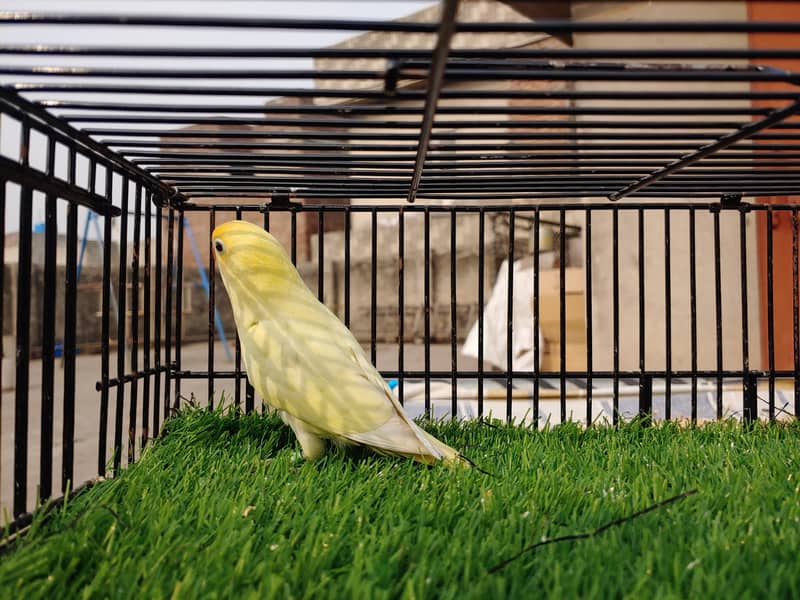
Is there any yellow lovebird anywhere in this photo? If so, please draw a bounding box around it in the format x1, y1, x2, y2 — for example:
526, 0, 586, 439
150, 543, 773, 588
213, 220, 463, 466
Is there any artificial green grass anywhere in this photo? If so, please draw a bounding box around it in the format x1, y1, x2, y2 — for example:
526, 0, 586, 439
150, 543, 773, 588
1, 409, 799, 599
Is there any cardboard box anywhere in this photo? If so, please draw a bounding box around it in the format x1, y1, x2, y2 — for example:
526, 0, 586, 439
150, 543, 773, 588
539, 266, 585, 295
541, 341, 588, 371
536, 267, 587, 345
536, 268, 587, 371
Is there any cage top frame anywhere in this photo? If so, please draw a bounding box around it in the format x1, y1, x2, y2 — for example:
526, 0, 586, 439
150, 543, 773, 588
2, 0, 800, 207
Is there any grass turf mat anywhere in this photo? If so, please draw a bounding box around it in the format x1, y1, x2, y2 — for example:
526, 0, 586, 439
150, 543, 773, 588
1, 409, 799, 599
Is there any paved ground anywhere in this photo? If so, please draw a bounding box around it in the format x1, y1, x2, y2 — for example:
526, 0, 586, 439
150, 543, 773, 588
1, 341, 479, 519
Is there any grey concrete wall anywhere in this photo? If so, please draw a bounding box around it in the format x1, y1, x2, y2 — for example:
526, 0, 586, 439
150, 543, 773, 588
305, 213, 509, 343
570, 0, 761, 371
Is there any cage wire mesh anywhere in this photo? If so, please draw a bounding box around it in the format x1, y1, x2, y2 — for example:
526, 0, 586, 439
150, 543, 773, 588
1, 0, 800, 524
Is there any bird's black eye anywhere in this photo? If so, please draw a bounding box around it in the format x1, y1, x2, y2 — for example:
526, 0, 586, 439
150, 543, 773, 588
215, 240, 224, 253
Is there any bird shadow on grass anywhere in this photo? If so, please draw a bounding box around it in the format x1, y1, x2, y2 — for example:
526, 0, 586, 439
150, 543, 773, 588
163, 396, 499, 472
160, 402, 400, 468
160, 399, 298, 460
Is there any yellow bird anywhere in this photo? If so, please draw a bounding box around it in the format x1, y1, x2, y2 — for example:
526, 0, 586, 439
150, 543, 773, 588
213, 220, 463, 466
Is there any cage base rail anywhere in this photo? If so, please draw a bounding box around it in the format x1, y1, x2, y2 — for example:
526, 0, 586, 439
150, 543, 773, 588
95, 365, 170, 392
0, 478, 101, 555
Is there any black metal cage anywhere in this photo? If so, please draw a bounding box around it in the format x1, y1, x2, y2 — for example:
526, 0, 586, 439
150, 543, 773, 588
2, 0, 800, 526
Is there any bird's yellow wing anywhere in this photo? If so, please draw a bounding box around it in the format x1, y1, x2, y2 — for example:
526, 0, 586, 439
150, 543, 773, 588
237, 284, 397, 436
241, 297, 455, 460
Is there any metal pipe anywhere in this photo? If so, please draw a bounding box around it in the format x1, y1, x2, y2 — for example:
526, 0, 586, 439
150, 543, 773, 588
610, 99, 800, 200
39, 136, 57, 502
407, 0, 458, 203
7, 45, 800, 61
3, 14, 800, 33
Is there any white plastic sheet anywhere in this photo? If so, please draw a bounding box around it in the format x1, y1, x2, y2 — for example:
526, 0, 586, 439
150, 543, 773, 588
462, 258, 544, 371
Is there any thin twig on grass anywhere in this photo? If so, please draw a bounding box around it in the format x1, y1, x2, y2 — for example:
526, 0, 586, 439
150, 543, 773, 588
458, 452, 495, 477
757, 394, 793, 419
488, 488, 699, 573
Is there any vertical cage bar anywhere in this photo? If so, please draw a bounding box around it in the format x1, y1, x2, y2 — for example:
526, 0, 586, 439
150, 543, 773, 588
744, 371, 757, 424
532, 207, 540, 428
638, 208, 645, 373
208, 208, 215, 410
174, 213, 184, 411
506, 208, 515, 423
639, 374, 653, 425
244, 211, 257, 414
39, 136, 57, 501
290, 209, 297, 265
766, 208, 775, 421
128, 185, 142, 465
153, 203, 163, 436
61, 148, 78, 491
344, 207, 350, 329
611, 209, 619, 424
113, 178, 129, 475
261, 207, 269, 416
87, 149, 96, 195
308, 208, 323, 416
234, 207, 242, 409
371, 208, 378, 367
13, 120, 32, 516
142, 190, 151, 445
318, 208, 324, 300
739, 209, 751, 421
397, 207, 403, 405
164, 207, 174, 424
423, 207, 431, 417
98, 170, 113, 475
664, 209, 672, 420
713, 208, 723, 420
585, 209, 593, 426
477, 208, 485, 417
689, 207, 698, 425
0, 183, 5, 489
14, 180, 32, 516
450, 208, 457, 418
245, 374, 255, 413
559, 209, 567, 423
637, 207, 647, 420
793, 209, 800, 420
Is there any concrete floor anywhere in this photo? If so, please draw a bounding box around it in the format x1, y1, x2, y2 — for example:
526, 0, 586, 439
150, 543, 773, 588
1, 340, 479, 519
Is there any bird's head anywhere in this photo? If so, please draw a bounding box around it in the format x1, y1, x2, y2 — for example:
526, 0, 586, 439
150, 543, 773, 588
212, 219, 302, 295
